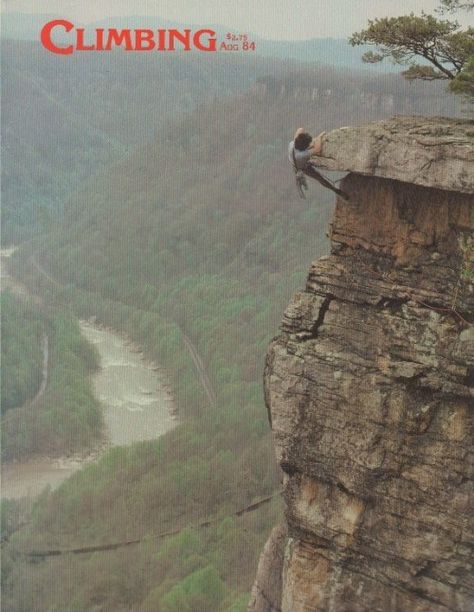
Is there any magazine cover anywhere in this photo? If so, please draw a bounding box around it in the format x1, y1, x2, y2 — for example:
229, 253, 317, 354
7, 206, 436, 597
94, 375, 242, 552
1, 1, 473, 610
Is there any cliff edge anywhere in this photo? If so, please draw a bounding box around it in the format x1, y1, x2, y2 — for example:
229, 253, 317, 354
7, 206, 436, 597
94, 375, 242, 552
249, 116, 474, 612
317, 115, 474, 194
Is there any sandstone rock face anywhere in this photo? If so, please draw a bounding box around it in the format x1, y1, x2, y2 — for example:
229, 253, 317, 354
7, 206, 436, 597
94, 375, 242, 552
316, 116, 474, 194
248, 523, 287, 612
251, 117, 474, 612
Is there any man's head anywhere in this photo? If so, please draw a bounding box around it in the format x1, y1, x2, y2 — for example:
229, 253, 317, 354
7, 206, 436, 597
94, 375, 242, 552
294, 132, 312, 151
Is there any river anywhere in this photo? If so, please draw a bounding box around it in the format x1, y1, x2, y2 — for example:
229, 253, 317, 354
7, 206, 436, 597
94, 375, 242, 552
1, 320, 177, 499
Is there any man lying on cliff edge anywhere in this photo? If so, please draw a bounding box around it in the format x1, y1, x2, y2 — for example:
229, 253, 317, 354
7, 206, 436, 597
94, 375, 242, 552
289, 128, 349, 201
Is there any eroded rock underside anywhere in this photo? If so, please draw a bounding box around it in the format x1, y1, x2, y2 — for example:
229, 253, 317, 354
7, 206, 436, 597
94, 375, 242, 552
252, 165, 474, 611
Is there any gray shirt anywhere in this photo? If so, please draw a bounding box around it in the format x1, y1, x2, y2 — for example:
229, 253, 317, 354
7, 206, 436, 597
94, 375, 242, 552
288, 140, 313, 171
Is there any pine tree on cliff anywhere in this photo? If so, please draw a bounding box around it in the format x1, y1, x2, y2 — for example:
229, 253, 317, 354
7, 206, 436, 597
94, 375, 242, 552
349, 1, 474, 99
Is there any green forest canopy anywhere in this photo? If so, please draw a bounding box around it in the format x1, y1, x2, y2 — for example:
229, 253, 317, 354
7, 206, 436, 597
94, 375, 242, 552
1, 291, 44, 412
2, 65, 465, 610
1, 294, 103, 461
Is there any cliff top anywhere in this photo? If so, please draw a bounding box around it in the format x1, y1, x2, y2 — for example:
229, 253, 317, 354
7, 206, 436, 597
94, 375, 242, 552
314, 115, 474, 194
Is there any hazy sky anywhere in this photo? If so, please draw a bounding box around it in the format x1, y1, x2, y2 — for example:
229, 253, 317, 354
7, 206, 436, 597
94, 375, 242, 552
3, 0, 474, 39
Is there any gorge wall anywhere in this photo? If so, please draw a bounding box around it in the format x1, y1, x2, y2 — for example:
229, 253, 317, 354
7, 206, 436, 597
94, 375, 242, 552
250, 116, 474, 612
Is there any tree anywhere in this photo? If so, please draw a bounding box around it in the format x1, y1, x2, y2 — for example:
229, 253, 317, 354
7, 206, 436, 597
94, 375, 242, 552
439, 0, 474, 12
349, 4, 474, 99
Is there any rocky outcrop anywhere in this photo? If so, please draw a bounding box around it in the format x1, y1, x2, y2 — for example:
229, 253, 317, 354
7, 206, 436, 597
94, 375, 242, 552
251, 117, 474, 612
248, 523, 288, 612
317, 116, 474, 194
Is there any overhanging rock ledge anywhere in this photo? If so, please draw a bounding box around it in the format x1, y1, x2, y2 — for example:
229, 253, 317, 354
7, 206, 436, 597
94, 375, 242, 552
315, 115, 474, 194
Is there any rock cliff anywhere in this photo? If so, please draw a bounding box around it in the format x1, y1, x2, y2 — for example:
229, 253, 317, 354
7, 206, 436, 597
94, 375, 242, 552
249, 116, 474, 612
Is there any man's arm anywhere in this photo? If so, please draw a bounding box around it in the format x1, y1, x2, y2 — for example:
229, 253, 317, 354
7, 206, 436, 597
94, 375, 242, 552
294, 128, 327, 155
310, 131, 327, 156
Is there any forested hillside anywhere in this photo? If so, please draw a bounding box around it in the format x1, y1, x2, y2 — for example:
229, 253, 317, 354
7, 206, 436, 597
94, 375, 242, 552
1, 291, 44, 412
2, 37, 460, 244
1, 291, 102, 460
2, 40, 279, 243
3, 64, 461, 610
